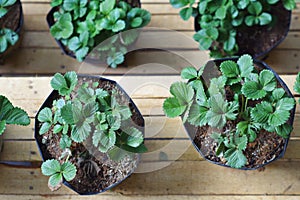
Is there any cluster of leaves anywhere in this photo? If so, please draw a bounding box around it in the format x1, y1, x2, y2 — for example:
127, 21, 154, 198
294, 72, 300, 104
169, 0, 296, 58
0, 0, 19, 53
0, 95, 30, 135
163, 54, 295, 168
50, 0, 151, 67
38, 71, 146, 190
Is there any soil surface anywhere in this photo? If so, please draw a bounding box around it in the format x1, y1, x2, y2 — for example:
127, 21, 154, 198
190, 62, 293, 169
0, 1, 21, 31
194, 1, 290, 58
36, 76, 144, 194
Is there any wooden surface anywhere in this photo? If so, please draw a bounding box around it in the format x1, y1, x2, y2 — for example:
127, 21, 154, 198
0, 0, 300, 199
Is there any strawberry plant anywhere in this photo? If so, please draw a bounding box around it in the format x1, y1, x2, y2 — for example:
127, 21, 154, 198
0, 0, 20, 53
37, 71, 146, 190
169, 0, 296, 58
163, 54, 295, 168
48, 0, 151, 67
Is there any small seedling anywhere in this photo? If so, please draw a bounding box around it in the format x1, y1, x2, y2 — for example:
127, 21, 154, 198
163, 54, 295, 168
169, 0, 296, 57
38, 71, 146, 190
49, 0, 151, 66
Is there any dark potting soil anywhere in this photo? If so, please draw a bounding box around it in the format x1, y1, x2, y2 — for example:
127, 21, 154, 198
236, 1, 290, 57
192, 64, 290, 169
0, 2, 20, 31
39, 77, 143, 194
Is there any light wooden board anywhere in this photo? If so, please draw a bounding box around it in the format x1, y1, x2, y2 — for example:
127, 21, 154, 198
1, 161, 300, 195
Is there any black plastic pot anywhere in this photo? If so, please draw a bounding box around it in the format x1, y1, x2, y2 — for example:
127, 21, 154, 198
46, 0, 141, 63
0, 135, 3, 152
34, 75, 144, 195
184, 58, 296, 170
194, 2, 291, 59
0, 0, 24, 63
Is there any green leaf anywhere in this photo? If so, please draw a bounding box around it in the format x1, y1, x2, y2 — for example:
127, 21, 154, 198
93, 129, 116, 153
236, 134, 248, 151
267, 0, 279, 4
112, 20, 126, 32
61, 161, 76, 181
220, 60, 239, 78
131, 17, 143, 27
4, 107, 30, 125
251, 101, 273, 123
215, 6, 226, 20
50, 13, 73, 40
0, 7, 7, 18
294, 72, 300, 94
100, 0, 116, 14
75, 47, 89, 62
208, 76, 226, 96
0, 35, 7, 53
194, 27, 218, 50
39, 122, 52, 135
268, 110, 290, 127
107, 115, 121, 131
225, 148, 247, 168
124, 127, 144, 148
247, 1, 262, 15
68, 37, 81, 52
163, 97, 187, 118
38, 107, 53, 123
170, 0, 190, 8
0, 95, 13, 120
83, 101, 98, 119
64, 71, 78, 92
272, 88, 286, 101
61, 104, 75, 124
283, 0, 296, 10
41, 159, 61, 176
71, 121, 91, 143
53, 124, 63, 134
187, 103, 208, 126
237, 0, 250, 9
49, 173, 63, 188
226, 101, 239, 120
224, 36, 236, 51
170, 82, 194, 105
181, 67, 198, 80
276, 98, 295, 111
51, 73, 68, 94
179, 7, 193, 21
259, 12, 272, 25
259, 70, 276, 92
77, 87, 95, 102
275, 124, 292, 138
59, 134, 72, 149
237, 54, 254, 77
242, 81, 266, 100
0, 120, 6, 135
51, 0, 62, 7
207, 94, 228, 129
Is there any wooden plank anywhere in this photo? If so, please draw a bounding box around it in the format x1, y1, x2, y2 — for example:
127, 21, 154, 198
1, 161, 300, 195
21, 30, 300, 51
2, 47, 300, 75
1, 195, 300, 200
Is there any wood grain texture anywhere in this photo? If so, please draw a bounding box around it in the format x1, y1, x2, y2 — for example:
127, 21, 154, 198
0, 1, 300, 199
